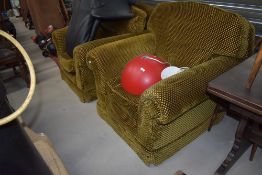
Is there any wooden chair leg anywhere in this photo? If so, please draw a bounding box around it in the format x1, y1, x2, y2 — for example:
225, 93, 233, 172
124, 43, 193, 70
249, 144, 258, 161
12, 66, 18, 75
249, 122, 260, 161
18, 61, 30, 87
174, 170, 186, 175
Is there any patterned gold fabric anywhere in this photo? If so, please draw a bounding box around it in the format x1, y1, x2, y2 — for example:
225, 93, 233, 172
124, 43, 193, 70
52, 5, 150, 102
135, 3, 156, 25
88, 2, 255, 164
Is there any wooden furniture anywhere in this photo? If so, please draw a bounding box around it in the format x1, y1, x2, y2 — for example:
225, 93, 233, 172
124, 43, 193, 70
175, 171, 186, 175
0, 40, 30, 87
1, 17, 30, 87
0, 0, 12, 12
0, 14, 5, 29
19, 0, 34, 29
246, 37, 262, 89
207, 54, 262, 175
26, 0, 68, 35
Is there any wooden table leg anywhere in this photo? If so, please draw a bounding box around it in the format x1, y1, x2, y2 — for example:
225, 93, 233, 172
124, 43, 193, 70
19, 61, 30, 87
249, 122, 260, 161
214, 118, 251, 175
208, 104, 224, 131
249, 144, 258, 161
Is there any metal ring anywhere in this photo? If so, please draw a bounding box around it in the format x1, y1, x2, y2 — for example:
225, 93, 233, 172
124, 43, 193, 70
0, 30, 36, 125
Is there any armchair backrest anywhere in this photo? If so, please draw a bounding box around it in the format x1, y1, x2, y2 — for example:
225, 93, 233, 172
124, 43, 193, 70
95, 5, 147, 39
148, 2, 254, 67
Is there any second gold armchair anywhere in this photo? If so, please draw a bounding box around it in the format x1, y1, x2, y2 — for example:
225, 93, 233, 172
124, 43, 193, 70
52, 5, 152, 102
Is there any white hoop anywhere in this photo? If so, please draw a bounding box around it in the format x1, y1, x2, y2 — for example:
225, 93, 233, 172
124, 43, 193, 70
0, 30, 36, 125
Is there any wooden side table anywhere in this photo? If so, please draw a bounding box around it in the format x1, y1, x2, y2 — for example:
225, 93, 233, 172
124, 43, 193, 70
207, 54, 262, 175
246, 37, 262, 89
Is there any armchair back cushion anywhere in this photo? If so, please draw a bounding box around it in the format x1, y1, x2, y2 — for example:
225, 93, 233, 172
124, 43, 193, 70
148, 2, 254, 67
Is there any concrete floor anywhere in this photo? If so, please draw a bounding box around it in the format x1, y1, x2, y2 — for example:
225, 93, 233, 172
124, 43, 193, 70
3, 18, 262, 175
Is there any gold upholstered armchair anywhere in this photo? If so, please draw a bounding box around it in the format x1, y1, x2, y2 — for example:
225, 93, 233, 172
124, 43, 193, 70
52, 5, 153, 102
88, 2, 255, 165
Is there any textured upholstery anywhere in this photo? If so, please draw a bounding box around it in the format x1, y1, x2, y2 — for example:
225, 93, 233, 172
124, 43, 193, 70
52, 5, 150, 102
88, 2, 255, 164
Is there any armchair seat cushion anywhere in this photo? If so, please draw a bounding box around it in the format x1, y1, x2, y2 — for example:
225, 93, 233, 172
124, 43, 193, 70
60, 52, 75, 73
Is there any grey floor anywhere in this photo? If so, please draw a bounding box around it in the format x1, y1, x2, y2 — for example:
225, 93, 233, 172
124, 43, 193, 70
3, 18, 262, 175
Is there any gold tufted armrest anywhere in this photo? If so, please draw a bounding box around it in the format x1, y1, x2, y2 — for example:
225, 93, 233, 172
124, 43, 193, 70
88, 32, 155, 91
52, 27, 68, 55
72, 32, 145, 90
139, 56, 241, 126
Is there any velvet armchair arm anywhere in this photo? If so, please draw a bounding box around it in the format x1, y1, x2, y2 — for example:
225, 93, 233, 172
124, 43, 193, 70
52, 27, 68, 55
73, 32, 147, 90
52, 28, 149, 92
136, 56, 242, 145
139, 56, 242, 125
88, 32, 155, 92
